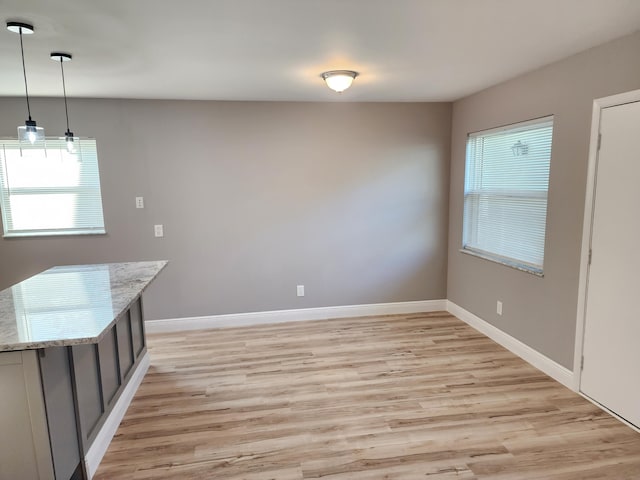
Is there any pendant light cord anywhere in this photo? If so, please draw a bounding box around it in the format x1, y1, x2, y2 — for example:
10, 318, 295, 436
18, 28, 32, 121
60, 59, 71, 132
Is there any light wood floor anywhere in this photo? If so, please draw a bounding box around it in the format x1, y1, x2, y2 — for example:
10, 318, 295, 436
95, 312, 640, 479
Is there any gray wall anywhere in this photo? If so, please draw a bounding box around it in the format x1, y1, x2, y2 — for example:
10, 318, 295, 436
448, 30, 640, 369
0, 100, 452, 320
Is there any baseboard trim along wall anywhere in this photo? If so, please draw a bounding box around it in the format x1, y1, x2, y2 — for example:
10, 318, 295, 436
446, 301, 575, 389
145, 299, 448, 333
85, 352, 150, 479
145, 299, 574, 390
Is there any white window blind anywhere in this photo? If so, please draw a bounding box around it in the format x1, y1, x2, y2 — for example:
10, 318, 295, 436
463, 117, 553, 274
0, 138, 106, 237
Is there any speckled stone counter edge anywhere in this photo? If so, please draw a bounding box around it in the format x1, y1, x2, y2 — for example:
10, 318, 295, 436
0, 261, 168, 352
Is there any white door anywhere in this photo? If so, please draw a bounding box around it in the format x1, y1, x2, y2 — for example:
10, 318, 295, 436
581, 100, 640, 428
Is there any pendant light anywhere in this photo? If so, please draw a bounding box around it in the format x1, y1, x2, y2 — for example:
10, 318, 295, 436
321, 70, 359, 93
7, 21, 45, 144
50, 52, 76, 153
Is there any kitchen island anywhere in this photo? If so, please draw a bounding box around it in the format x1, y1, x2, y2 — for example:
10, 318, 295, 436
0, 261, 167, 480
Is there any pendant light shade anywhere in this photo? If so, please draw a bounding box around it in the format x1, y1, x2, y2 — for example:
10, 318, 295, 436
321, 70, 359, 93
51, 52, 76, 153
17, 121, 45, 144
7, 21, 45, 144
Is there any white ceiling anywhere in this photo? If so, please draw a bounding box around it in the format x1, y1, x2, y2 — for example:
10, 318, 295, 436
1, 0, 640, 102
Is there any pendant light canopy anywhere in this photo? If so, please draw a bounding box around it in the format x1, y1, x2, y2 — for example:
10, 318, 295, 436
7, 21, 45, 144
321, 70, 359, 93
50, 52, 76, 153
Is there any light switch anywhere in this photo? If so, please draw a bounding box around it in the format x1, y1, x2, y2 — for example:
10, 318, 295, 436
154, 224, 164, 237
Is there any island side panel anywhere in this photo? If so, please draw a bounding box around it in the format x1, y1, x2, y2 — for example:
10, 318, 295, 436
130, 298, 145, 358
98, 328, 121, 408
73, 296, 149, 453
39, 347, 82, 480
72, 344, 104, 447
116, 312, 134, 381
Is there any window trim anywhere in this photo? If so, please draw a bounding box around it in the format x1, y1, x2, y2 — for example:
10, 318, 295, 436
459, 247, 545, 277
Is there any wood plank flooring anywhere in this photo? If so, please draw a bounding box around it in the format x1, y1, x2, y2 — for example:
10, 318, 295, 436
94, 312, 640, 479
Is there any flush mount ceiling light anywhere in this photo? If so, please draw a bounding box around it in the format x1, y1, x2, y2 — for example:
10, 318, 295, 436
7, 21, 45, 144
50, 52, 76, 153
321, 70, 359, 93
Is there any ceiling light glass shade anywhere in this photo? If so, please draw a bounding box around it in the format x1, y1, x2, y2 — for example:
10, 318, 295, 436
18, 120, 44, 144
64, 131, 76, 153
321, 70, 359, 93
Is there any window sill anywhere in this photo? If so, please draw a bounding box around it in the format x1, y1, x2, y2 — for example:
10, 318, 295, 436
459, 248, 544, 277
3, 230, 107, 239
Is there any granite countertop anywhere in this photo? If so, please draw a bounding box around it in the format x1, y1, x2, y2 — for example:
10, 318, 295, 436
0, 261, 167, 352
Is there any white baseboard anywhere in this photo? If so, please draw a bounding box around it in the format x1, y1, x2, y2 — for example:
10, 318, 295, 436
145, 299, 573, 390
446, 301, 575, 389
146, 299, 448, 333
85, 352, 150, 479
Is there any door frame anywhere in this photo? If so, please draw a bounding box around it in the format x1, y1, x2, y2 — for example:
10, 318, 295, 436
573, 88, 640, 393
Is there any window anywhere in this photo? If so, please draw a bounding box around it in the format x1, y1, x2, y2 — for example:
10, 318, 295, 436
0, 138, 105, 237
462, 116, 553, 275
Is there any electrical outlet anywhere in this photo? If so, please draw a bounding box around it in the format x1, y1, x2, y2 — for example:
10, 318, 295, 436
136, 197, 144, 209
297, 285, 305, 297
154, 224, 164, 237
497, 300, 503, 316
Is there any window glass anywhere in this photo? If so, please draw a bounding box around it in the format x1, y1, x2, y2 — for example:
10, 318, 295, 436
0, 138, 105, 237
462, 117, 553, 274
